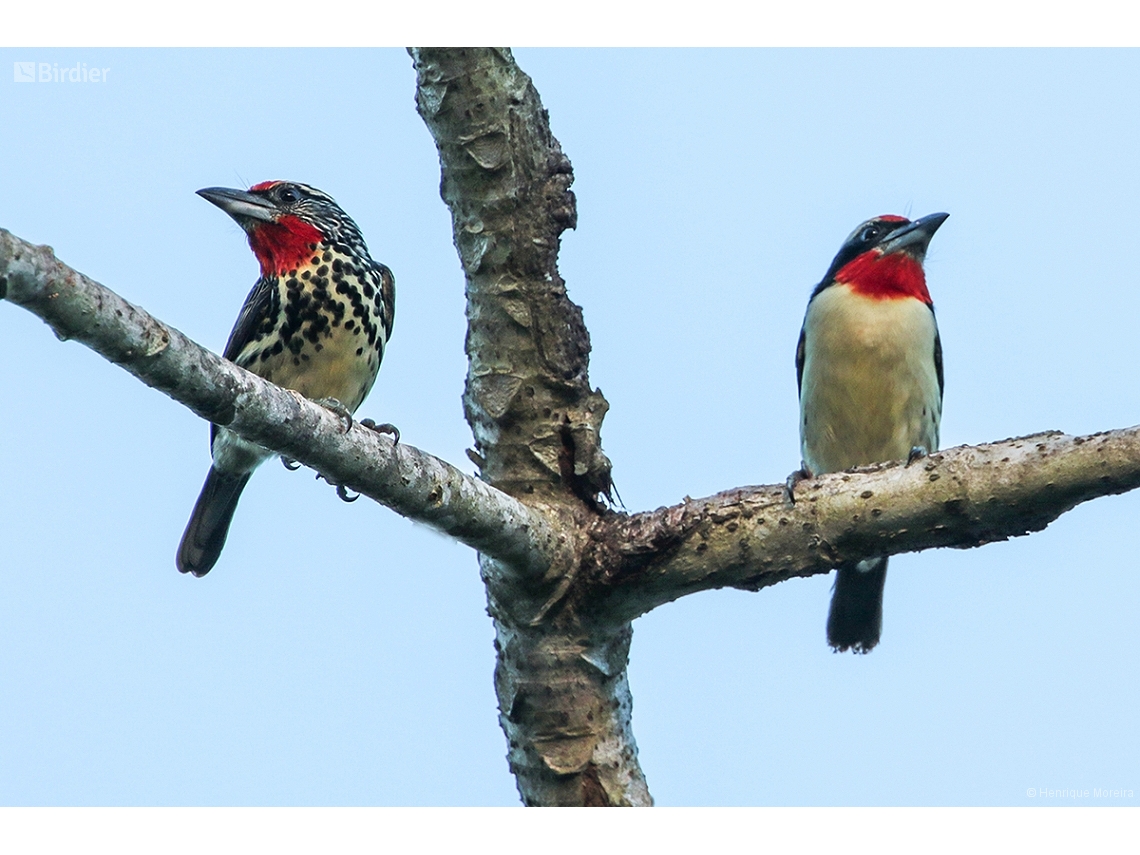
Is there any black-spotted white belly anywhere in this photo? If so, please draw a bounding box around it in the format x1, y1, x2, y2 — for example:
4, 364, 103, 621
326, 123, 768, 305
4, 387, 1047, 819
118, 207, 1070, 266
237, 248, 386, 413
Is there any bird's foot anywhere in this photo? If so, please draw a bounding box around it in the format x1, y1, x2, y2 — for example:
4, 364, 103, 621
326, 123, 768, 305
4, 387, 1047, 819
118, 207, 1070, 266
360, 418, 400, 445
784, 467, 812, 506
280, 456, 301, 471
313, 397, 354, 433
315, 471, 361, 502
906, 446, 929, 466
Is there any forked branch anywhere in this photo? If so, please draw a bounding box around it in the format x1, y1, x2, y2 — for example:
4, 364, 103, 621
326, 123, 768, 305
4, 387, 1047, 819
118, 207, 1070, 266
5, 48, 1140, 807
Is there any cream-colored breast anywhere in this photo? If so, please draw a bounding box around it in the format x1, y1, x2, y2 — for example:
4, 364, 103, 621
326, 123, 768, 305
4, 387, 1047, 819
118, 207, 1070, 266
243, 267, 385, 414
800, 284, 941, 474
262, 320, 381, 412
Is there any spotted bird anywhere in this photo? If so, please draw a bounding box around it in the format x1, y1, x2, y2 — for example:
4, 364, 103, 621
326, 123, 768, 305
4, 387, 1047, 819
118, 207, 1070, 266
177, 181, 395, 576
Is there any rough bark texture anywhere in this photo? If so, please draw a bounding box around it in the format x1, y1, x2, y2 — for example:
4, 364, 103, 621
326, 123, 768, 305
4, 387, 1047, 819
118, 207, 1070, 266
411, 47, 649, 807
5, 48, 1140, 807
586, 428, 1140, 623
413, 48, 612, 507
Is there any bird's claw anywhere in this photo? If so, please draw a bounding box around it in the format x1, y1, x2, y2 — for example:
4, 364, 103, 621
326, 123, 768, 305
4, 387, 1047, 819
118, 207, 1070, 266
314, 397, 354, 433
785, 467, 811, 506
360, 418, 400, 445
314, 471, 359, 502
906, 446, 929, 466
280, 456, 301, 471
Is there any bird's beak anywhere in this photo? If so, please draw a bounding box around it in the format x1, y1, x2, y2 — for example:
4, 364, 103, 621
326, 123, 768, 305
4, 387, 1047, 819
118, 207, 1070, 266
880, 212, 949, 256
197, 187, 278, 224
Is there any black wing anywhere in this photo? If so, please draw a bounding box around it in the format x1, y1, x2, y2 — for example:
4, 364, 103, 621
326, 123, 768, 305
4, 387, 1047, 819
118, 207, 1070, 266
933, 327, 944, 402
795, 326, 806, 398
376, 262, 395, 343
210, 276, 279, 445
223, 276, 279, 363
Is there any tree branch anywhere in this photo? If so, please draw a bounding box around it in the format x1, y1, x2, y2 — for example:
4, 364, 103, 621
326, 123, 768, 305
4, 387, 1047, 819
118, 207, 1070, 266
410, 47, 648, 807
0, 228, 564, 577
411, 47, 613, 506
7, 49, 1140, 807
586, 428, 1140, 623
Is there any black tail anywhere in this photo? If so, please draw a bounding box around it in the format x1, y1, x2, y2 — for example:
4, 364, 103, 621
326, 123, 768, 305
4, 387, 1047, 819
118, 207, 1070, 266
826, 557, 888, 653
176, 467, 251, 577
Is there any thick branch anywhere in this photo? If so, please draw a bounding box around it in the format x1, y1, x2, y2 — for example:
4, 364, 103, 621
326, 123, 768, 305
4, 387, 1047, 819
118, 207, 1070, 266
12, 50, 1140, 808
0, 228, 564, 577
411, 47, 647, 807
589, 428, 1140, 623
9, 213, 1140, 806
411, 47, 613, 506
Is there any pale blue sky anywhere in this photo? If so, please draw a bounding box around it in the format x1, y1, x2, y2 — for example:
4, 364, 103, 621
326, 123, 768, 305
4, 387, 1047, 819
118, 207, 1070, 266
1, 49, 1137, 806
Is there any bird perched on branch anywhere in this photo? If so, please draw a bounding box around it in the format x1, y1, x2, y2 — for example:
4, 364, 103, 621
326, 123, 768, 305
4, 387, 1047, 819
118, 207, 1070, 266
177, 181, 395, 577
791, 212, 948, 652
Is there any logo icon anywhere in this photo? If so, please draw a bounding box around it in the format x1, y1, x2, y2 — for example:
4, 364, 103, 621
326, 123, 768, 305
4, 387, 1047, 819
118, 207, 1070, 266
13, 62, 35, 83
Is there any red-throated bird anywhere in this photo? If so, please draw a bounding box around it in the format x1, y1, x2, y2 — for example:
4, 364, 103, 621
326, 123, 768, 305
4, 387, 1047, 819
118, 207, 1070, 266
793, 212, 947, 652
177, 181, 395, 577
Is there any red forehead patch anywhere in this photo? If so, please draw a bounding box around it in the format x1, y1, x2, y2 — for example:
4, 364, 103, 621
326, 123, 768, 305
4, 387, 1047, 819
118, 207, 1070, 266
249, 180, 282, 192
877, 214, 909, 223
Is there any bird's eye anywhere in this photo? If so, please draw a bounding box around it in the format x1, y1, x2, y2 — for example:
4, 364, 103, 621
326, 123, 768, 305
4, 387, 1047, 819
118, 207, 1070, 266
277, 186, 300, 204
860, 226, 879, 243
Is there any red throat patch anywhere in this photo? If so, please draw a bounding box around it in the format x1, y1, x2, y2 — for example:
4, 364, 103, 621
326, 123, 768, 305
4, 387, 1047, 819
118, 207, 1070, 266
247, 215, 323, 276
834, 250, 932, 304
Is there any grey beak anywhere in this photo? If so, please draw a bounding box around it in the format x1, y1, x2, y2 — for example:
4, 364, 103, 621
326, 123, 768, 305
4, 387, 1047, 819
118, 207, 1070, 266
197, 187, 278, 224
881, 212, 949, 255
